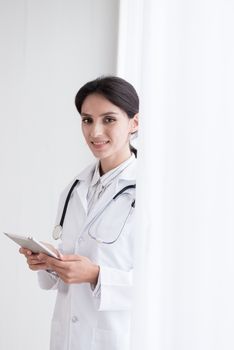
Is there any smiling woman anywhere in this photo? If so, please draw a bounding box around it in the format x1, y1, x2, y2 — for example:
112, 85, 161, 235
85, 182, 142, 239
75, 76, 139, 170
19, 76, 139, 350
80, 93, 138, 174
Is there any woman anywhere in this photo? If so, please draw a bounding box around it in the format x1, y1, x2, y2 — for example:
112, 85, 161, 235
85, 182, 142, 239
20, 76, 139, 350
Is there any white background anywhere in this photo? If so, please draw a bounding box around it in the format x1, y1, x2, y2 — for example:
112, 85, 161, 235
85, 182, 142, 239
2, 1, 234, 349
0, 1, 119, 349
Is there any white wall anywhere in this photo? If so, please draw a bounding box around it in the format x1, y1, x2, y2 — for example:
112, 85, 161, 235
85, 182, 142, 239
0, 1, 119, 349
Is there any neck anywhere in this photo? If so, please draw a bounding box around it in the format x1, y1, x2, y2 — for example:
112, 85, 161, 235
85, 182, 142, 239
100, 149, 132, 175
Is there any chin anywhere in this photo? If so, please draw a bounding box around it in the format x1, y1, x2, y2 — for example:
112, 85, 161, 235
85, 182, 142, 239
91, 149, 111, 159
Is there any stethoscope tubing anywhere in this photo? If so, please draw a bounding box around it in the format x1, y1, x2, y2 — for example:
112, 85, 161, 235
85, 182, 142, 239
54, 180, 136, 240
59, 179, 79, 228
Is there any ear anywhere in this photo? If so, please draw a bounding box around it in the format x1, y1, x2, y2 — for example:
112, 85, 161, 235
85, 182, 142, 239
130, 113, 139, 134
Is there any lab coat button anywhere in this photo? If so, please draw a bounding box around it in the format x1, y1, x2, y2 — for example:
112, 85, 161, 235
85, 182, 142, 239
72, 315, 79, 323
78, 237, 84, 244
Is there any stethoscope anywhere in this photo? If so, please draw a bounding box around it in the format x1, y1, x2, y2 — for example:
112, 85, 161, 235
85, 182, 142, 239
52, 179, 136, 244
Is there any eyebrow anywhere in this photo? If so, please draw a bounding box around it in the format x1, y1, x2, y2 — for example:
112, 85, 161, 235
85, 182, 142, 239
81, 112, 118, 117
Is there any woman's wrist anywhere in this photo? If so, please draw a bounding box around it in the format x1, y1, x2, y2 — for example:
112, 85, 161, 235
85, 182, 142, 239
89, 264, 100, 285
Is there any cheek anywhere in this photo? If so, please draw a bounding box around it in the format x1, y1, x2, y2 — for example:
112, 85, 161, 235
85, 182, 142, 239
116, 124, 131, 139
81, 126, 89, 139
112, 131, 130, 146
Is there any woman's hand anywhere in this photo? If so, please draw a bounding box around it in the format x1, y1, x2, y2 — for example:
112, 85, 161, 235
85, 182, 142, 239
19, 248, 48, 271
37, 253, 100, 285
19, 242, 60, 271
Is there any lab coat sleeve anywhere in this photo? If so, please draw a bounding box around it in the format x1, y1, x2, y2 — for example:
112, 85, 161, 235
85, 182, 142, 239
90, 202, 136, 311
91, 266, 133, 311
37, 187, 68, 291
37, 270, 60, 290
37, 242, 63, 290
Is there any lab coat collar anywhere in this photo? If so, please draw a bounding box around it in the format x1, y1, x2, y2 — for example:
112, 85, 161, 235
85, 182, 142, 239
90, 153, 136, 188
75, 156, 137, 222
76, 154, 137, 183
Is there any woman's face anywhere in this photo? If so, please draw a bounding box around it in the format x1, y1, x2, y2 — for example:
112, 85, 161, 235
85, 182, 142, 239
80, 93, 138, 167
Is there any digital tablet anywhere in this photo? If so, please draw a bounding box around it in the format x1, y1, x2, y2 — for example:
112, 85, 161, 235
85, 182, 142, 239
3, 232, 60, 259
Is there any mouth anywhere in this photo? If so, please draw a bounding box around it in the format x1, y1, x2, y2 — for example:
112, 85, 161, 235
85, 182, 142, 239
91, 140, 110, 149
91, 140, 109, 145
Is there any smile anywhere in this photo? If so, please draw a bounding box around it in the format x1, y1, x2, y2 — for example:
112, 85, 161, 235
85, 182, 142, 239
91, 141, 109, 145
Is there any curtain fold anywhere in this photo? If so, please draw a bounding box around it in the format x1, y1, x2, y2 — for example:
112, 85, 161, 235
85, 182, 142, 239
117, 1, 234, 349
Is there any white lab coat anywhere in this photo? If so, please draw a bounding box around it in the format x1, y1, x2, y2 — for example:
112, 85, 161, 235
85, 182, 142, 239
38, 157, 137, 350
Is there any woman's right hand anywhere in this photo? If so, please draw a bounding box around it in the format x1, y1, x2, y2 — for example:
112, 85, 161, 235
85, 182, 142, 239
19, 248, 48, 271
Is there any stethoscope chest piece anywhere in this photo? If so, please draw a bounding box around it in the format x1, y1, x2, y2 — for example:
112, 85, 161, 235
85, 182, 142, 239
53, 225, 63, 240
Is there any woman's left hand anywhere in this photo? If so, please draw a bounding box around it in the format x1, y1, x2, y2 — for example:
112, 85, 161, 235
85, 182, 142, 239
38, 253, 100, 285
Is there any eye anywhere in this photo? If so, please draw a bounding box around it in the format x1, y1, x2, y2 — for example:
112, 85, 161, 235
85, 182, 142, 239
82, 117, 93, 124
104, 117, 116, 124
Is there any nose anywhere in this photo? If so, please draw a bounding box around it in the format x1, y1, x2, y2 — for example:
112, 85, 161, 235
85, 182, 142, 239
90, 120, 104, 138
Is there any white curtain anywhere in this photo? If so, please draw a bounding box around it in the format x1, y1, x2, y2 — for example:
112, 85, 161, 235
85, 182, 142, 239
117, 0, 234, 349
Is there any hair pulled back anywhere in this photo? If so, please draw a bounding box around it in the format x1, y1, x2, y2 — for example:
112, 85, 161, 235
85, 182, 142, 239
75, 76, 139, 157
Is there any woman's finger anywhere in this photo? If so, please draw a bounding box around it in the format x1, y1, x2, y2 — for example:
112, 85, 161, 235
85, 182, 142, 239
38, 254, 65, 268
27, 256, 42, 265
28, 263, 48, 271
19, 247, 33, 256
60, 254, 82, 262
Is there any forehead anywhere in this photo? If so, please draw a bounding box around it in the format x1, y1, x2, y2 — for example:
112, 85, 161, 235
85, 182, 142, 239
81, 93, 123, 116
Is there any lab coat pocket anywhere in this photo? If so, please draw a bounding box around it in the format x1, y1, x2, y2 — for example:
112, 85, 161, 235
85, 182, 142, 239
91, 328, 127, 350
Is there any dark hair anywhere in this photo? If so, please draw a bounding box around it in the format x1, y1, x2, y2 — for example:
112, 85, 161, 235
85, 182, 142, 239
75, 76, 139, 157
